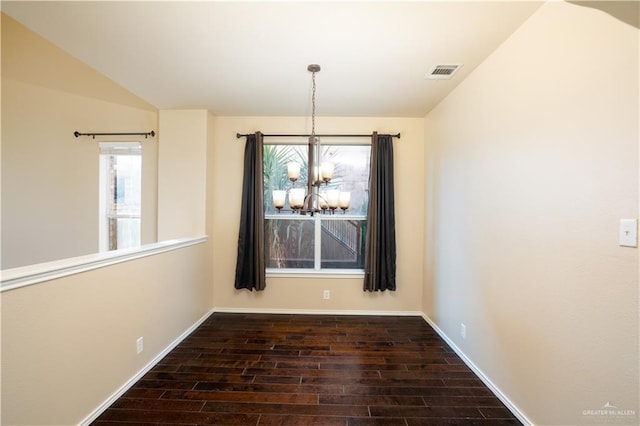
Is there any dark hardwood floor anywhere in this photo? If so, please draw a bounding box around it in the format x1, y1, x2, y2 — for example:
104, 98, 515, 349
93, 313, 521, 425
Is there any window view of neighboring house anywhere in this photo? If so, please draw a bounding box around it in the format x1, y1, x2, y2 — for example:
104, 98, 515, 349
263, 143, 370, 272
98, 142, 142, 252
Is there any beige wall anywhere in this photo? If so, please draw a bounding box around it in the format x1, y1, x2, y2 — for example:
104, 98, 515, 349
157, 109, 209, 241
1, 242, 211, 425
1, 14, 158, 269
424, 2, 638, 424
209, 116, 425, 313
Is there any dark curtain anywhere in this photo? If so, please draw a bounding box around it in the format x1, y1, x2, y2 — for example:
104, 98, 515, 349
364, 132, 396, 292
234, 132, 266, 291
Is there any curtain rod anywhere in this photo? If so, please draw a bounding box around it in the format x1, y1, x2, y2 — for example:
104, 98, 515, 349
236, 132, 400, 139
74, 130, 156, 139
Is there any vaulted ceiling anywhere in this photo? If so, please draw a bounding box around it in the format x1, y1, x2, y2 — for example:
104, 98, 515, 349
2, 1, 543, 117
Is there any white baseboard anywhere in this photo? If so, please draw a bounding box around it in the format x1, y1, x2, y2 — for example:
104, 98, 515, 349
213, 307, 424, 316
80, 308, 214, 426
420, 313, 533, 426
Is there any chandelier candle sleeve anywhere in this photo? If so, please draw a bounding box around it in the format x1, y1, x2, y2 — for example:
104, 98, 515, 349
321, 163, 334, 182
272, 190, 286, 210
287, 162, 301, 181
319, 192, 329, 209
326, 190, 340, 209
289, 188, 305, 209
339, 192, 351, 212
313, 166, 321, 184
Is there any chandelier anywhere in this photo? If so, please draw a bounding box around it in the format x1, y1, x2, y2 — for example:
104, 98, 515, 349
272, 64, 350, 215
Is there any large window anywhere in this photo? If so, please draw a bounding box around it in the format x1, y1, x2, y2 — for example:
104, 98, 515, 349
264, 143, 370, 272
99, 142, 142, 251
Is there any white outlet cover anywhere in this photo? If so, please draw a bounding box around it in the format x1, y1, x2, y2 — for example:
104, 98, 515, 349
619, 219, 638, 247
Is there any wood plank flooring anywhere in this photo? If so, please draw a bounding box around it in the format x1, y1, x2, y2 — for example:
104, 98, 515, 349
93, 313, 521, 425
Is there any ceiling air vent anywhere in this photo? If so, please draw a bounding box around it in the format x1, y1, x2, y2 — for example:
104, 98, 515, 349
426, 64, 461, 80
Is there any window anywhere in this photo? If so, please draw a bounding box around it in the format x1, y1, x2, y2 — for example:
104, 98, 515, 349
263, 143, 370, 272
99, 142, 142, 251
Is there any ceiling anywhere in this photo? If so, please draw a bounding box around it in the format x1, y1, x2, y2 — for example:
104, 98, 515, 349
2, 1, 543, 117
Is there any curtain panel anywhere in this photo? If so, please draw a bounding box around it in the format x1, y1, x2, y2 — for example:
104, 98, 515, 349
234, 132, 266, 291
364, 132, 397, 292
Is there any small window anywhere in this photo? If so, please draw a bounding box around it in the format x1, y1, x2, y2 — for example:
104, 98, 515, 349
263, 143, 370, 272
99, 142, 142, 251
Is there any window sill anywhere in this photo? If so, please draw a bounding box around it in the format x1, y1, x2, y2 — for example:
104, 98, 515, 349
267, 269, 364, 279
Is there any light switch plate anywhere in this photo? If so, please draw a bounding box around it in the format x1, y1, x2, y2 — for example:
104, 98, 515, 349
619, 219, 638, 247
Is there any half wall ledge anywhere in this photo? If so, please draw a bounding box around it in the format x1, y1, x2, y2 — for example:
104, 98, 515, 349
0, 236, 208, 292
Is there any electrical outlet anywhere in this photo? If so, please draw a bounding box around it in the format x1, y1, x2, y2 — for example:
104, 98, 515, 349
136, 337, 144, 354
323, 290, 330, 300
460, 323, 466, 340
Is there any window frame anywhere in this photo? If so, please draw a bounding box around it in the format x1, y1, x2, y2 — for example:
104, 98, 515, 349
263, 140, 369, 277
